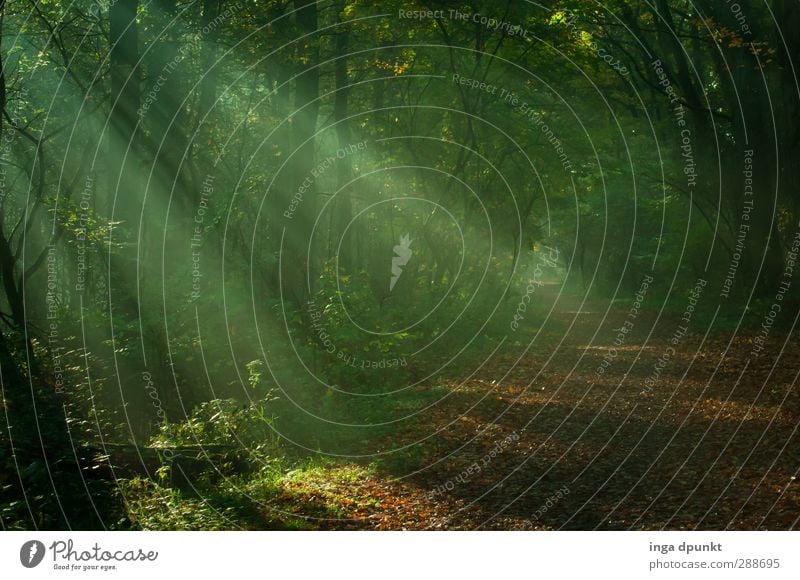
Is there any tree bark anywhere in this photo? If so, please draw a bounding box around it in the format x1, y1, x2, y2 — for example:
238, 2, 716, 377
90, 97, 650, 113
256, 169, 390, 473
284, 0, 320, 305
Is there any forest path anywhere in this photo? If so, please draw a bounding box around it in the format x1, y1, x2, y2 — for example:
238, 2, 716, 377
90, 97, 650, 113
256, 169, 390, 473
274, 285, 800, 530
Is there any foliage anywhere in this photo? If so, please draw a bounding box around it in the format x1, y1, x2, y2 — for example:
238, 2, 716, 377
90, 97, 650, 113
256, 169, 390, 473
1, 0, 799, 530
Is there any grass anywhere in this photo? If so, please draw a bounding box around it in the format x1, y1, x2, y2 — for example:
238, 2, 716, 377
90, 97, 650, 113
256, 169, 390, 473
120, 457, 380, 530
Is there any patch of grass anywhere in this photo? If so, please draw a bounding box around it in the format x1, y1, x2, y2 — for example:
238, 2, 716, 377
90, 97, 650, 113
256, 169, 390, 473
274, 460, 379, 519
122, 477, 245, 530
120, 458, 380, 530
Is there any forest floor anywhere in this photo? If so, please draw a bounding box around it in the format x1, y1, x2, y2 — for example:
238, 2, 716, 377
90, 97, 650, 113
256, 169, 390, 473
124, 285, 800, 530
258, 285, 800, 530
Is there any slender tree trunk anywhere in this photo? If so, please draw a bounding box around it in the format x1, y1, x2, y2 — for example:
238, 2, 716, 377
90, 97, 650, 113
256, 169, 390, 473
108, 0, 140, 225
284, 0, 319, 305
333, 4, 354, 273
108, 0, 151, 439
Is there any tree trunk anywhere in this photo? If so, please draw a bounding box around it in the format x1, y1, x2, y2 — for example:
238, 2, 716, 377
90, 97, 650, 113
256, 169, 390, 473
284, 0, 319, 305
333, 4, 354, 273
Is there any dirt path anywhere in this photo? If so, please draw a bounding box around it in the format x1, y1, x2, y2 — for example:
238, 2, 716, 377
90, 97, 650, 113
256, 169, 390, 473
279, 286, 800, 530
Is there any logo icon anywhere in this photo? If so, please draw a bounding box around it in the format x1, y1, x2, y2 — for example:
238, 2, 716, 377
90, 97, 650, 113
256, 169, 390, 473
20, 540, 45, 568
390, 234, 413, 291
